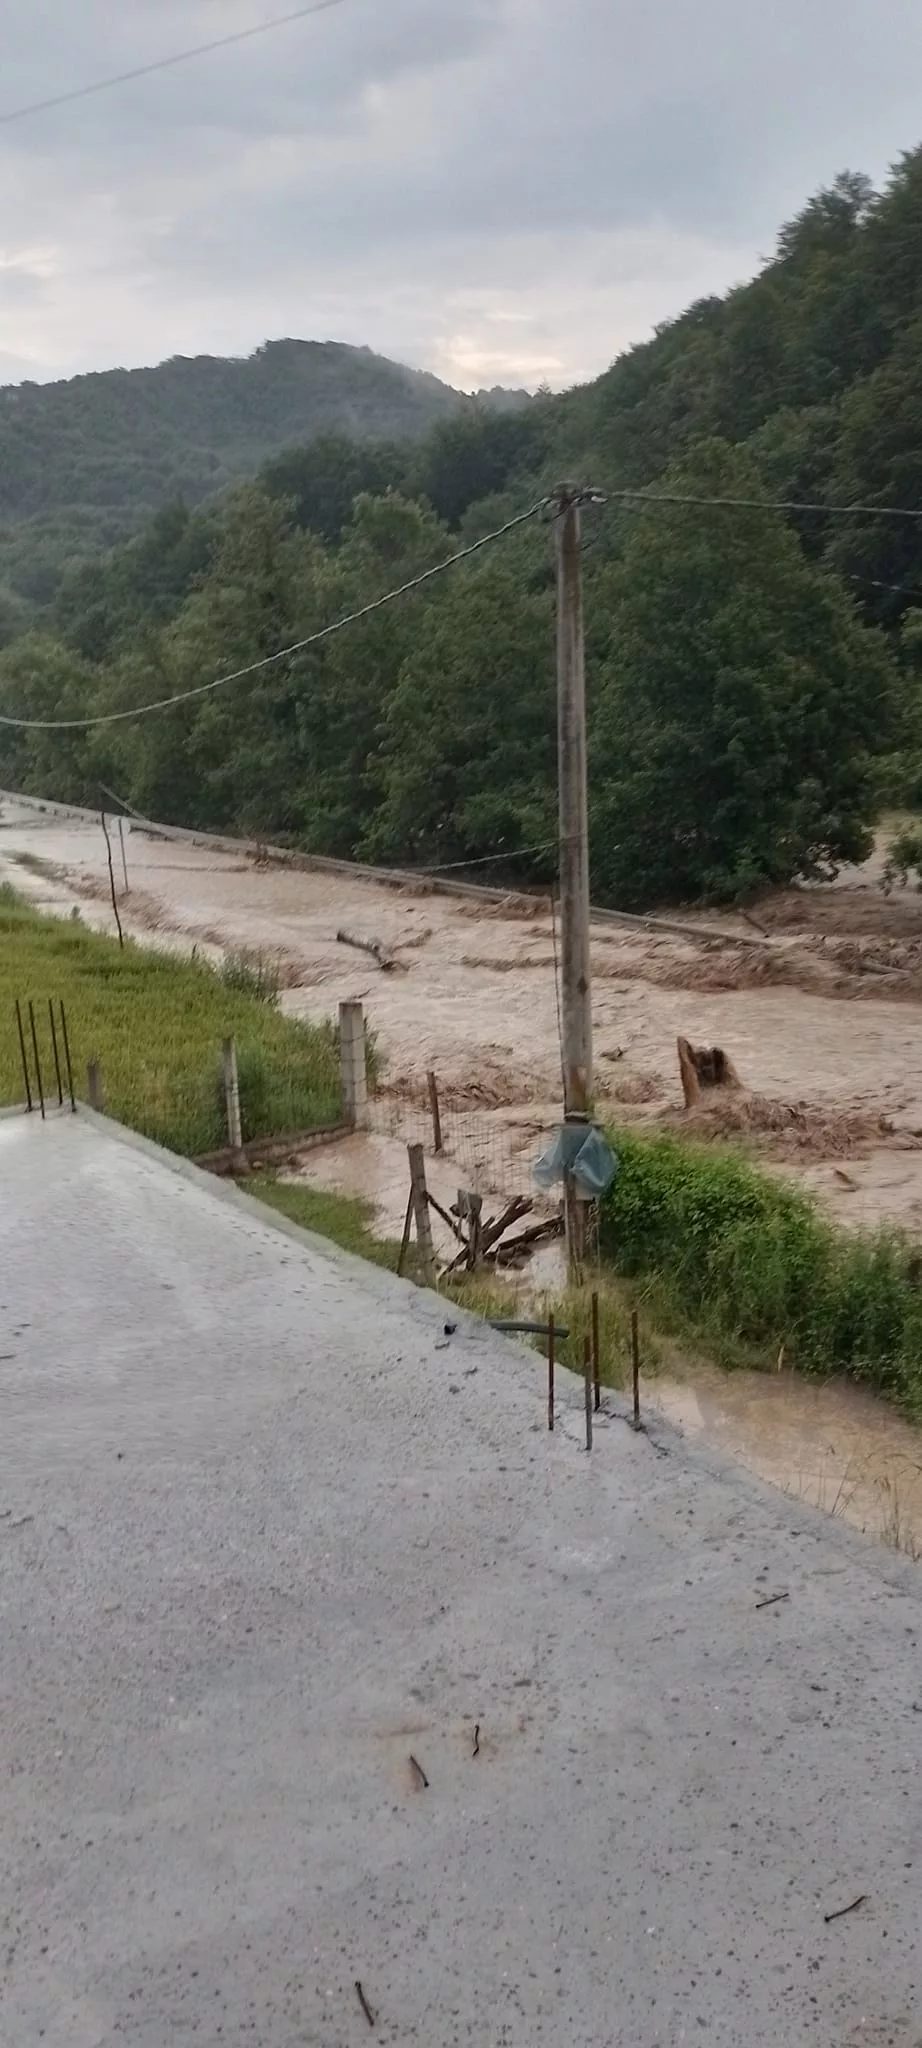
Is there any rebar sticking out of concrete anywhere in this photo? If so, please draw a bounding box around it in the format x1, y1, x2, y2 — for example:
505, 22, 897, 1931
47, 999, 63, 1107
27, 1002, 45, 1121
14, 1000, 32, 1113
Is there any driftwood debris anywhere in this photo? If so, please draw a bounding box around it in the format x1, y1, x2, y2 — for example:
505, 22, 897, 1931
677, 1035, 743, 1109
336, 928, 396, 972
442, 1194, 534, 1277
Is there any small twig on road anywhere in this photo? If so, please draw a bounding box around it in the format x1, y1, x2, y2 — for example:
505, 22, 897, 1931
755, 1591, 790, 1610
355, 1980, 376, 2028
408, 1754, 429, 1790
472, 1723, 481, 1758
824, 1894, 867, 1925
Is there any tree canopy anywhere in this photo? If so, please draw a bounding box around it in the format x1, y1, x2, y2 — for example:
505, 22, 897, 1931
6, 145, 922, 906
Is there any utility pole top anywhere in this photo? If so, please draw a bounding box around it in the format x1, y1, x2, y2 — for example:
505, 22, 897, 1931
551, 483, 607, 513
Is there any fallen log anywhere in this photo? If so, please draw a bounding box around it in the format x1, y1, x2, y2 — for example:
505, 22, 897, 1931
336, 928, 396, 971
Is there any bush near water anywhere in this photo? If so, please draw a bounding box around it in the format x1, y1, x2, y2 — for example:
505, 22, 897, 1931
602, 1128, 922, 1418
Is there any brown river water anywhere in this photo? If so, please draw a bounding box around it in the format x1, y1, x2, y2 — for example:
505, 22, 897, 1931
3, 794, 922, 1563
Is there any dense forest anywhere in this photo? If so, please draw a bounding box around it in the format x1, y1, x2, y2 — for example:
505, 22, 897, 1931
0, 338, 529, 612
5, 148, 922, 908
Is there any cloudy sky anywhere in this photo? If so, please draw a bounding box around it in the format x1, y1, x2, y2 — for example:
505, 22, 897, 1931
3, 0, 922, 393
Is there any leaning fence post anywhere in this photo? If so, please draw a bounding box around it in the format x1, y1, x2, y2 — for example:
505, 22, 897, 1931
339, 1000, 368, 1129
407, 1143, 436, 1287
86, 1058, 104, 1113
222, 1036, 243, 1153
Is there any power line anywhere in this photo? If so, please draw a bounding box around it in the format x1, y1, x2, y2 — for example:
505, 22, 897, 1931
0, 0, 347, 126
609, 486, 922, 521
413, 838, 557, 874
0, 498, 551, 733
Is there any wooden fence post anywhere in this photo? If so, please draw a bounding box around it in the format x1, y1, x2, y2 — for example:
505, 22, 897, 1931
87, 1059, 104, 1113
339, 1000, 368, 1129
408, 1143, 436, 1286
222, 1036, 243, 1153
427, 1070, 443, 1154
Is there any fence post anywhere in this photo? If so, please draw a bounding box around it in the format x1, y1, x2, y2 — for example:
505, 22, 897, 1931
408, 1143, 436, 1287
87, 1059, 104, 1113
222, 1036, 243, 1153
117, 815, 130, 894
339, 1000, 368, 1129
427, 1070, 443, 1154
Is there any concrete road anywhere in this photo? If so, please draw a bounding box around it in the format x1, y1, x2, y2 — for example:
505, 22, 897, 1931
1, 1111, 920, 2046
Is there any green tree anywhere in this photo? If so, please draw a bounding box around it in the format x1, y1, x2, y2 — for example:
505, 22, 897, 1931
588, 443, 897, 907
365, 541, 555, 871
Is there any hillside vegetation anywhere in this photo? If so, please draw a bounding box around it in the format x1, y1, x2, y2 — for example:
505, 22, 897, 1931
5, 147, 922, 907
0, 338, 528, 609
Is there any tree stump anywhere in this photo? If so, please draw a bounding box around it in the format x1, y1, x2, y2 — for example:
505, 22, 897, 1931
677, 1036, 742, 1108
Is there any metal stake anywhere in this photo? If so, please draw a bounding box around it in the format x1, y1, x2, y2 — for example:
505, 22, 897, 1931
631, 1310, 641, 1430
14, 1000, 33, 1112
592, 1289, 601, 1411
583, 1334, 593, 1452
547, 1312, 555, 1432
59, 1002, 76, 1112
27, 1001, 45, 1120
47, 998, 64, 1106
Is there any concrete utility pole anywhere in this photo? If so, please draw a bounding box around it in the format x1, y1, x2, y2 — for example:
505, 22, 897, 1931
555, 486, 594, 1118
554, 483, 604, 1275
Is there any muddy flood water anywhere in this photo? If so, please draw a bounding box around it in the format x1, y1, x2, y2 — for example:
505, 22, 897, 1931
3, 791, 922, 1563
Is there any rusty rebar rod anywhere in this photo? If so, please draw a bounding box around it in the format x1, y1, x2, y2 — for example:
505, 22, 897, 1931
59, 1002, 76, 1111
14, 1000, 33, 1112
47, 998, 63, 1107
27, 1002, 45, 1120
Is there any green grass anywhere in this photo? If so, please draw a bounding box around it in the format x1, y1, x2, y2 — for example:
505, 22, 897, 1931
250, 1178, 403, 1268
0, 885, 341, 1155
601, 1126, 922, 1418
249, 1174, 521, 1318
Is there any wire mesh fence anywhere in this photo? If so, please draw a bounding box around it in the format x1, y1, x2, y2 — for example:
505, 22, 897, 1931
8, 997, 344, 1159
367, 1078, 549, 1207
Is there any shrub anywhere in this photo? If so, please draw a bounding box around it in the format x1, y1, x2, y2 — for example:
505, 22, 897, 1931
601, 1127, 922, 1416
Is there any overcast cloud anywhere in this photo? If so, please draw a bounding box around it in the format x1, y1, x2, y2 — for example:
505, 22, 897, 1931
3, 0, 922, 391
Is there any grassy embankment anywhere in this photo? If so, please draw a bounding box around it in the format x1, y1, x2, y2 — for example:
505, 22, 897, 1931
0, 885, 340, 1153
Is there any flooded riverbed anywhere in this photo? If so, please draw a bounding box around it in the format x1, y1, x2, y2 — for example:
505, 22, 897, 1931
5, 792, 922, 1563
647, 1360, 922, 1557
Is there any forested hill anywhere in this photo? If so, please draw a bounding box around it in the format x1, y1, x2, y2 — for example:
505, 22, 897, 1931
5, 147, 922, 909
0, 338, 529, 605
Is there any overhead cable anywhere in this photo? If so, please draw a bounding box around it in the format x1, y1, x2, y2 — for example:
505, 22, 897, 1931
0, 498, 551, 733
0, 0, 347, 126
